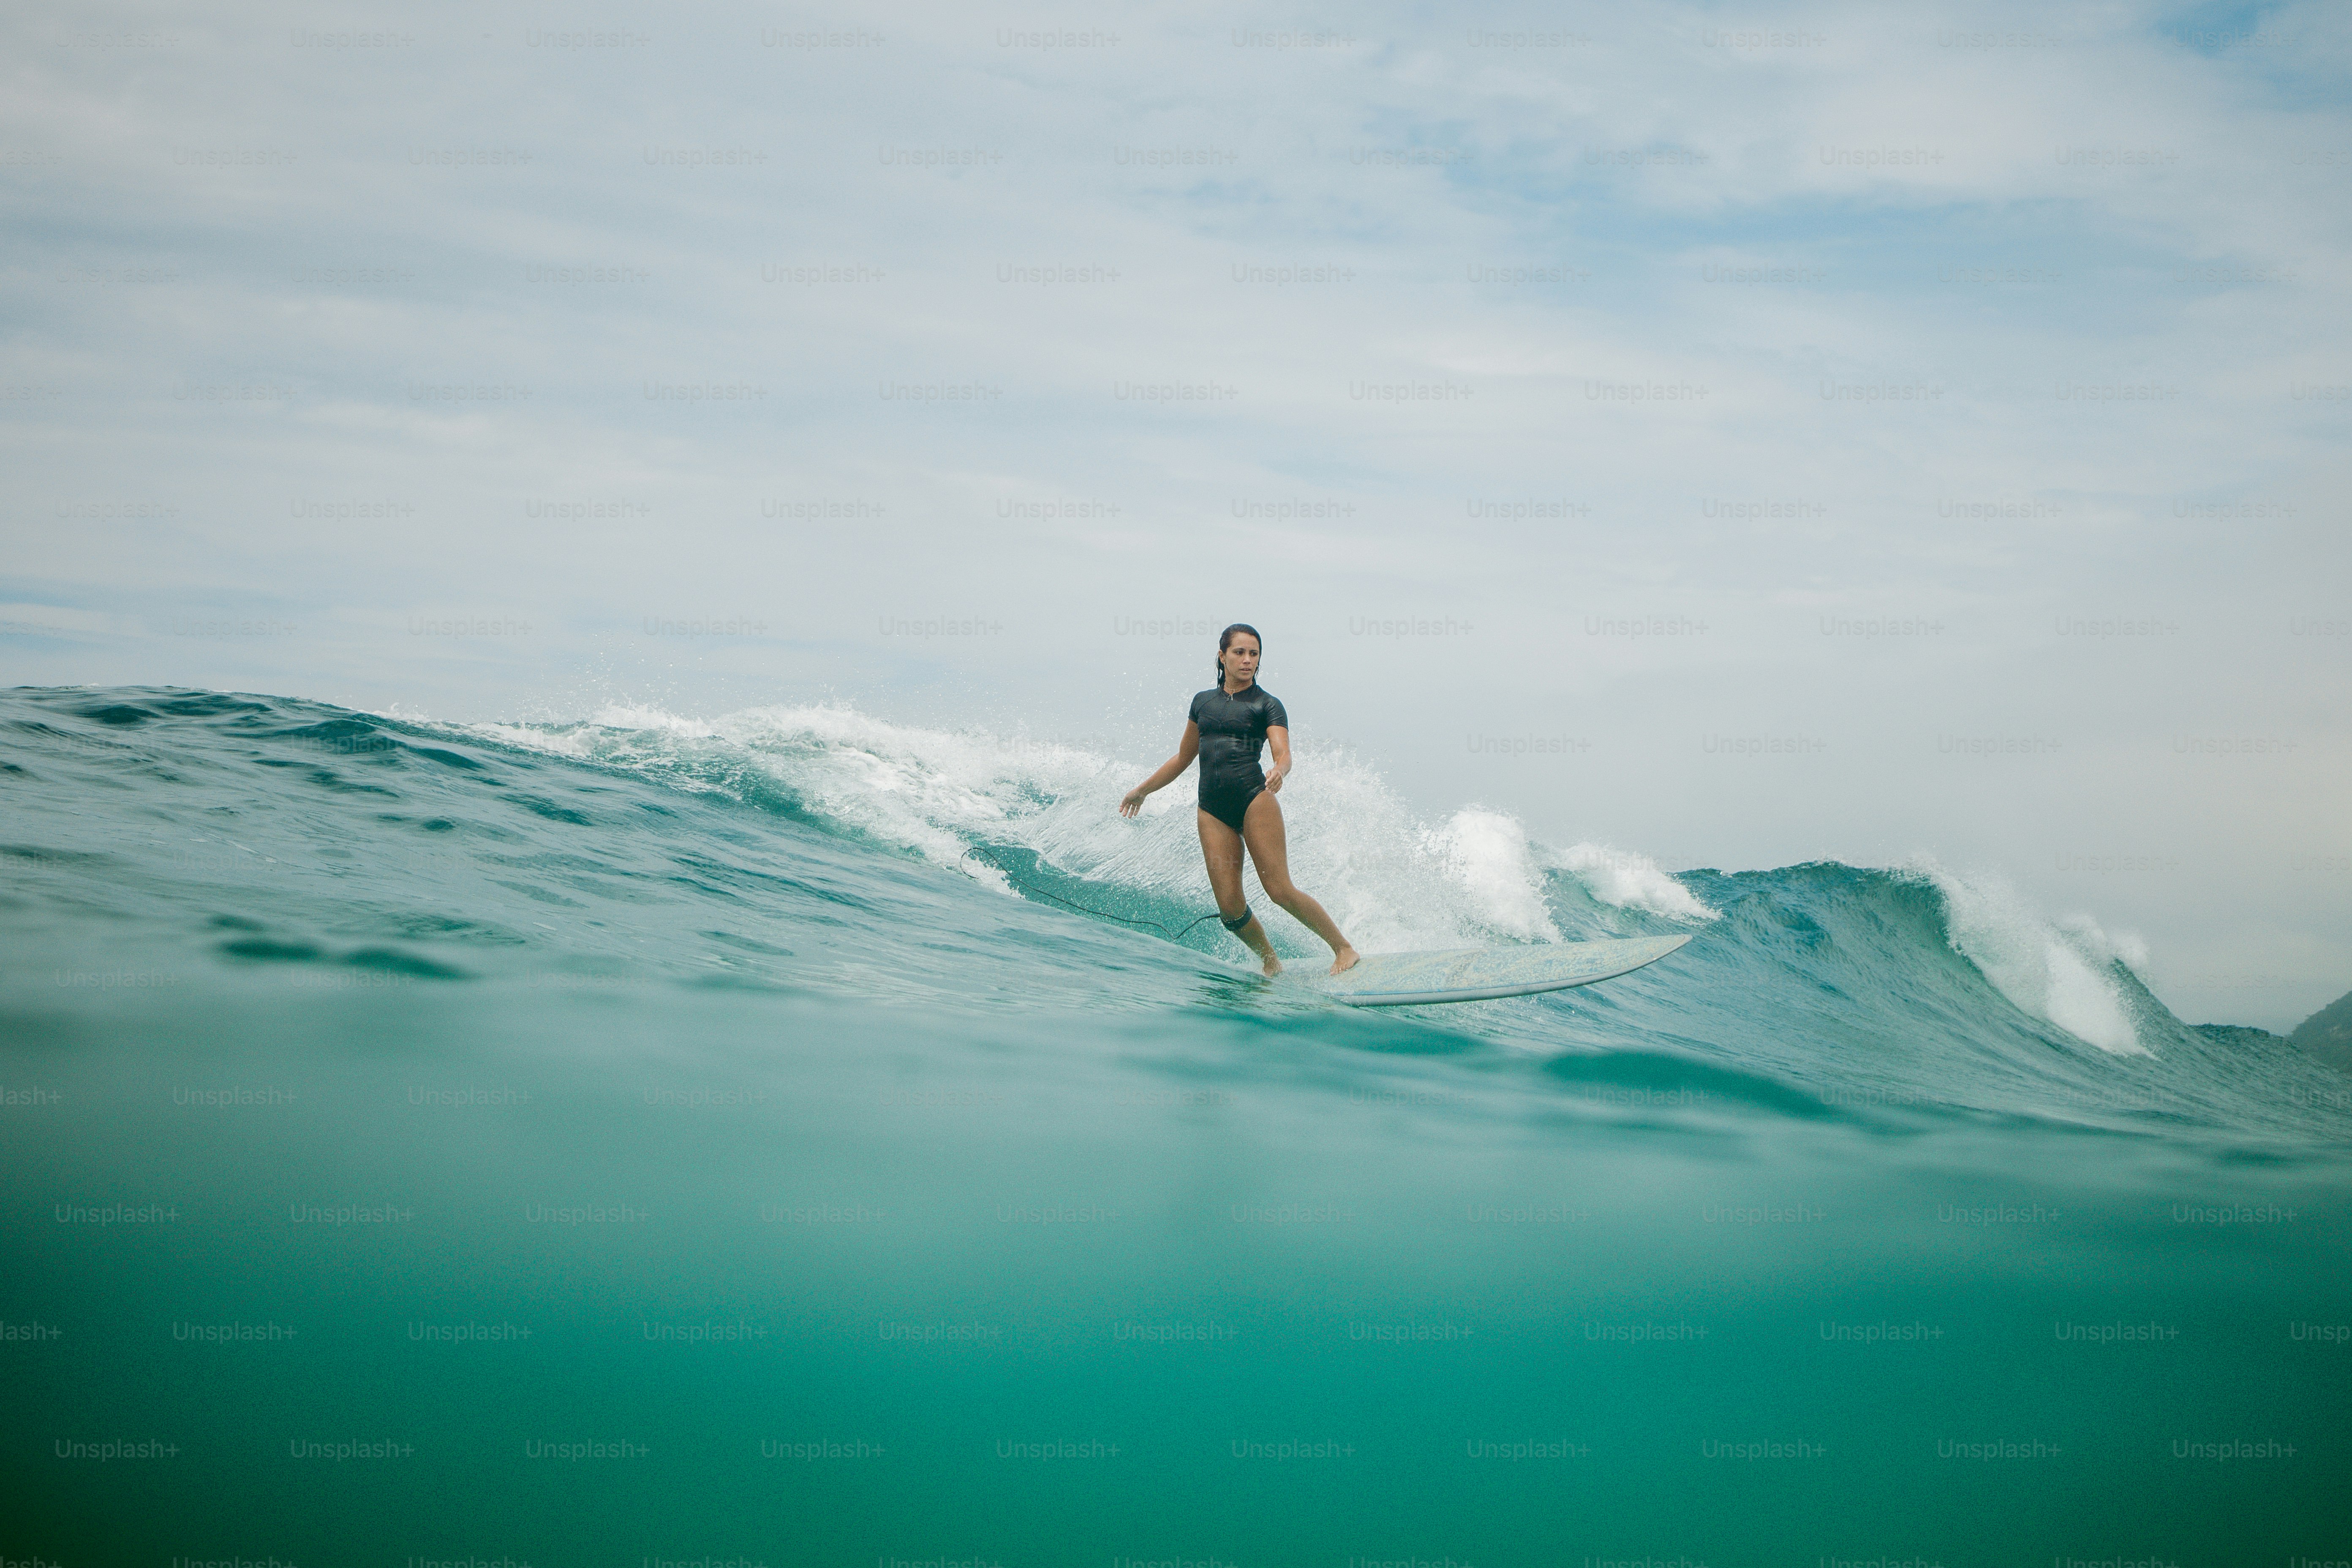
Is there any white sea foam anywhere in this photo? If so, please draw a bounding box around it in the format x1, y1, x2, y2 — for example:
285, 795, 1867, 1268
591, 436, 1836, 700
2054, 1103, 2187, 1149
468, 720, 592, 757
1423, 808, 1559, 941
1549, 842, 1719, 921
1922, 864, 2149, 1056
2057, 912, 2151, 973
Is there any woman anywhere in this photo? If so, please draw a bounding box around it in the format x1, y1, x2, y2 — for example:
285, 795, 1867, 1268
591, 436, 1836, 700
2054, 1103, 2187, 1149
1120, 624, 1360, 977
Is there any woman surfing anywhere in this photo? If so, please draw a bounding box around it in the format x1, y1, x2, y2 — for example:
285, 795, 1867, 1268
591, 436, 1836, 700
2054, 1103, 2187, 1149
1121, 624, 1360, 977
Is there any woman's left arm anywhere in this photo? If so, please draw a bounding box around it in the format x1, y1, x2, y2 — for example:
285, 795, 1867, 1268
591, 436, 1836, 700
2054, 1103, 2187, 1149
1264, 726, 1291, 793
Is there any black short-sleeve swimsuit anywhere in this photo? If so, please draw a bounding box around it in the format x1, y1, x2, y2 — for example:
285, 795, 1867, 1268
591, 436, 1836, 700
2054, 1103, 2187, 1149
1190, 683, 1288, 833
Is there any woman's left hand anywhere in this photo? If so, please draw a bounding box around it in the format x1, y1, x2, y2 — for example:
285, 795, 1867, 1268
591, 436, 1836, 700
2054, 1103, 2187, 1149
1264, 770, 1284, 795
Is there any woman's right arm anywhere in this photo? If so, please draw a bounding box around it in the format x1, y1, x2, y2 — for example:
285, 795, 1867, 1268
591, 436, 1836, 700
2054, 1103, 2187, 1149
1120, 722, 1200, 817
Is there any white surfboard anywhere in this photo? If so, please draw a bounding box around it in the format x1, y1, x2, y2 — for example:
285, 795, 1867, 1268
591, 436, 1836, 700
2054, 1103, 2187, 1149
1311, 934, 1693, 1007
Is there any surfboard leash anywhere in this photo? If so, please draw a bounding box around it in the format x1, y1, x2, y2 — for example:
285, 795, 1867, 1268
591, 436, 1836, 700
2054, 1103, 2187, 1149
959, 844, 1225, 941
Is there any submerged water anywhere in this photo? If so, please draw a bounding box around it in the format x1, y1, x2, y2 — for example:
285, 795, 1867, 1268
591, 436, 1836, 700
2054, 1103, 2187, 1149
4, 684, 2347, 1564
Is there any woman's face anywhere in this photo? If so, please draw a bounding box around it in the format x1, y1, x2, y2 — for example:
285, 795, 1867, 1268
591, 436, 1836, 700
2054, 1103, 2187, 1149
1222, 633, 1261, 685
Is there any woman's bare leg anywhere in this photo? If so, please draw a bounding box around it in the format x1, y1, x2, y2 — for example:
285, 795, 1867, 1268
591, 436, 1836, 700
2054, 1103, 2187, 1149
1198, 808, 1281, 975
1241, 792, 1359, 974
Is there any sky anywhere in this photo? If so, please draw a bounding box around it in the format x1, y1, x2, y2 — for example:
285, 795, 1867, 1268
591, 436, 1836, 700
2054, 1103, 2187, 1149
3, 0, 2347, 1029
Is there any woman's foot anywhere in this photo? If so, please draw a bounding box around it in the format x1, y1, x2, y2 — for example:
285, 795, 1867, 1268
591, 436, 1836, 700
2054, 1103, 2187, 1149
1328, 946, 1359, 976
1261, 953, 1282, 977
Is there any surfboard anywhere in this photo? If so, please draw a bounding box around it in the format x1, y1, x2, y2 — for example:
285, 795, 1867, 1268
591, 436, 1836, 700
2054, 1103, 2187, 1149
1312, 933, 1693, 1007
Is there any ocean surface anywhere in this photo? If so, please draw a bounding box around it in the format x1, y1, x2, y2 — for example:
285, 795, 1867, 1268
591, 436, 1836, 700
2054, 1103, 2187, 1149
4, 684, 2348, 1565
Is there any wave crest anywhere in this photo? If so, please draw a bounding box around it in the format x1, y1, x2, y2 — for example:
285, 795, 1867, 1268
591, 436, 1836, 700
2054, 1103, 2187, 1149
1923, 863, 2150, 1055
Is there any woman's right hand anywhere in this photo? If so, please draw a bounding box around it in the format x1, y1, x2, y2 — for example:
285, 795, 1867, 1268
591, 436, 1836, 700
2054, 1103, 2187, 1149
1119, 786, 1148, 818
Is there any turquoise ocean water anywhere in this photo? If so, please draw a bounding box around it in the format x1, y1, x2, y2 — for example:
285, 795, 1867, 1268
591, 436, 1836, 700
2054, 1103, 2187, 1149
4, 685, 2348, 1565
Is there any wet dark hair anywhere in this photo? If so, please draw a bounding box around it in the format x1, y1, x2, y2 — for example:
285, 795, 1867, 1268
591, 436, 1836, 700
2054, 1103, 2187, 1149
1216, 623, 1262, 683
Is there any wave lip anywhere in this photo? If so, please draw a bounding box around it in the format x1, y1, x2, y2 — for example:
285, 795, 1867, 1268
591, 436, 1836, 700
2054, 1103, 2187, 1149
1919, 860, 2149, 1055
1550, 842, 1718, 922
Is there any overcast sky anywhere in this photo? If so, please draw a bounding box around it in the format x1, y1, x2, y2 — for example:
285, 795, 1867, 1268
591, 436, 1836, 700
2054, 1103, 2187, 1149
3, 0, 2347, 1028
